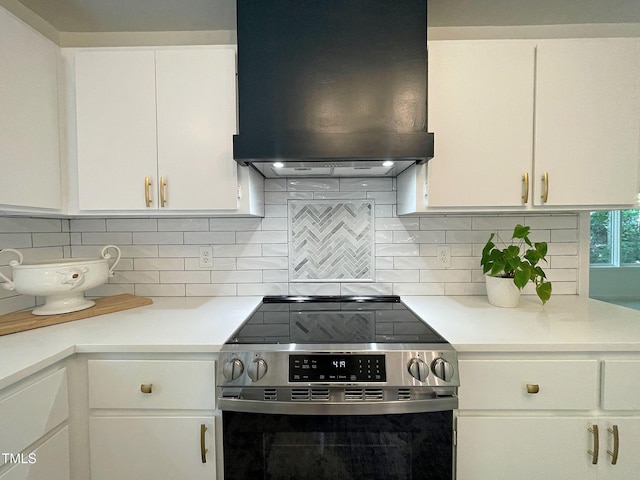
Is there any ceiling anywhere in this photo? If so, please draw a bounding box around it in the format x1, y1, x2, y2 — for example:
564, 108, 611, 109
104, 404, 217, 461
13, 0, 640, 33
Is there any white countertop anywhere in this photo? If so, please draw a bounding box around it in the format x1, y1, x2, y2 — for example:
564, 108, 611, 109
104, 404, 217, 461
1, 294, 640, 390
403, 295, 640, 353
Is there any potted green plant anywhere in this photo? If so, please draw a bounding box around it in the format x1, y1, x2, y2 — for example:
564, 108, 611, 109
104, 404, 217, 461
481, 224, 552, 306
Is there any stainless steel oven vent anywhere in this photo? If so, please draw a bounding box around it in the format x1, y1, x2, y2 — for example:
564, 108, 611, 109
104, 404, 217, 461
398, 388, 412, 401
263, 388, 278, 401
291, 388, 331, 401
345, 388, 384, 401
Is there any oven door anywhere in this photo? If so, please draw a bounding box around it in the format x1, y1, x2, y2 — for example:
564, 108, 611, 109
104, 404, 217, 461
222, 410, 453, 480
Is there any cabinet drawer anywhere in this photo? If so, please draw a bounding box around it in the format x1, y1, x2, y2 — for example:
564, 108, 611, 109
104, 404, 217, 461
0, 369, 68, 467
88, 360, 215, 410
602, 360, 640, 410
458, 360, 598, 410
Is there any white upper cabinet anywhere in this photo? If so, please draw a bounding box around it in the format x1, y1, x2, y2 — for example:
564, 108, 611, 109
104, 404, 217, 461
75, 50, 158, 211
73, 46, 241, 212
425, 41, 535, 208
0, 7, 60, 211
534, 39, 640, 208
398, 38, 640, 214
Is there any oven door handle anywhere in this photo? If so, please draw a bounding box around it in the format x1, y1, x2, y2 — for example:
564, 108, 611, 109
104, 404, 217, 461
218, 397, 458, 415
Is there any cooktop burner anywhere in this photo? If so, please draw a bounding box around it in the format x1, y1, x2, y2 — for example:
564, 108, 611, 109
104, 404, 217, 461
225, 295, 448, 345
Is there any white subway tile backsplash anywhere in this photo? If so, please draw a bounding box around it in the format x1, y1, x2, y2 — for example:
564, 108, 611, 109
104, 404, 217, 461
107, 218, 158, 232
133, 232, 183, 245
211, 270, 262, 283
0, 233, 32, 249
187, 283, 237, 296
69, 219, 106, 232
0, 179, 581, 314
135, 284, 186, 296
184, 231, 235, 245
236, 231, 287, 244
158, 218, 209, 232
214, 244, 262, 257
237, 257, 288, 270
0, 217, 61, 233
82, 232, 132, 245
160, 271, 211, 284
393, 231, 446, 244
134, 258, 184, 271
288, 178, 340, 192
340, 178, 392, 192
32, 233, 70, 248
110, 271, 159, 284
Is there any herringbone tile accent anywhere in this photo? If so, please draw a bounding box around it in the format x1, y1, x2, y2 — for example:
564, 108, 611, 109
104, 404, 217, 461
289, 200, 374, 281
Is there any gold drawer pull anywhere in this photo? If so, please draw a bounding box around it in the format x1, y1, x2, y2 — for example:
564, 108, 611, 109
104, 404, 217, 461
588, 425, 599, 464
160, 176, 167, 207
608, 425, 619, 465
526, 383, 540, 394
200, 424, 208, 463
144, 177, 152, 207
522, 172, 529, 204
140, 383, 153, 394
541, 171, 549, 203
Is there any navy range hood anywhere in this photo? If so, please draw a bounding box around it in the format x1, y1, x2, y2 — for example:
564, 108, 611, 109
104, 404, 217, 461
233, 0, 434, 178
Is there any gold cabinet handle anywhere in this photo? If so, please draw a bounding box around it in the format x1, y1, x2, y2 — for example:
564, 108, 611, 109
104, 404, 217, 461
588, 425, 599, 464
526, 383, 539, 394
144, 177, 152, 207
541, 171, 549, 203
522, 172, 530, 204
140, 383, 153, 394
200, 424, 208, 463
608, 425, 619, 465
160, 176, 167, 208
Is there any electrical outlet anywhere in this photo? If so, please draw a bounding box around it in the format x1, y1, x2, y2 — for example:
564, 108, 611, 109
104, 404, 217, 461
436, 245, 451, 269
199, 246, 213, 268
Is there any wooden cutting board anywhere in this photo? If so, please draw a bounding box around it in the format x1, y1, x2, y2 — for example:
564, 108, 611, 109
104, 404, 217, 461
0, 294, 153, 336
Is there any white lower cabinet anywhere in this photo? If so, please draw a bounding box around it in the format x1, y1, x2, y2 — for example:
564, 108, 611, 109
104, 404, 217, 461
0, 368, 69, 479
0, 427, 70, 480
455, 356, 640, 480
87, 359, 216, 480
89, 416, 215, 480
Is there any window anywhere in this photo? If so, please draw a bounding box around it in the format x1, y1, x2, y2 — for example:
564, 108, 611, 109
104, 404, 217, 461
590, 208, 640, 266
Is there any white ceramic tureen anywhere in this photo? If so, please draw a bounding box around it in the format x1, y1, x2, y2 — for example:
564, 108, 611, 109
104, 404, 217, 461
0, 245, 121, 315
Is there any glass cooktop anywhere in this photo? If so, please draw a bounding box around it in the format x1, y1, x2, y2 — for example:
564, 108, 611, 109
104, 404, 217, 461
225, 296, 449, 345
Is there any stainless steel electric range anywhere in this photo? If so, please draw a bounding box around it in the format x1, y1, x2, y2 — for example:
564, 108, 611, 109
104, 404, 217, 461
218, 296, 459, 480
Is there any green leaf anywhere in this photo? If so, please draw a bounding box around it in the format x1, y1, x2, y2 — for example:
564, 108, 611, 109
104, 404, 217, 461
513, 224, 530, 239
536, 281, 552, 304
490, 262, 505, 276
535, 242, 548, 257
514, 265, 531, 289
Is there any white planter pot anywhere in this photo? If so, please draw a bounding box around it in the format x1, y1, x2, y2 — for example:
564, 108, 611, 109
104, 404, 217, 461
485, 275, 521, 308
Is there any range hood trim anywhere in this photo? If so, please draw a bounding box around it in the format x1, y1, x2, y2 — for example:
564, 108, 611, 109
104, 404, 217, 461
234, 132, 434, 165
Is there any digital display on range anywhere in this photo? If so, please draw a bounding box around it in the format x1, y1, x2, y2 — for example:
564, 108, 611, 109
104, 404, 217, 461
289, 354, 386, 382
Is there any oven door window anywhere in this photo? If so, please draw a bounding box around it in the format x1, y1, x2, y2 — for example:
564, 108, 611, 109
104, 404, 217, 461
223, 411, 453, 480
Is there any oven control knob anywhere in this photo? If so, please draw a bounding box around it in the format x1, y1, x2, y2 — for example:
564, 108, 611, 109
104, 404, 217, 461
431, 358, 455, 382
223, 358, 245, 381
247, 358, 268, 382
407, 358, 429, 382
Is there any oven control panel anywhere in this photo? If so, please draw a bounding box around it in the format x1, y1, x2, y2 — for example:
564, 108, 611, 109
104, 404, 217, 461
289, 354, 386, 382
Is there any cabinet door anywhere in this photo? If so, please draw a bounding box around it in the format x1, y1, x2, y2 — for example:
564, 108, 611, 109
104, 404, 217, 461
534, 39, 640, 207
456, 417, 598, 480
0, 427, 70, 480
89, 416, 215, 480
75, 50, 158, 210
426, 41, 535, 207
156, 48, 238, 210
0, 8, 60, 210
598, 418, 640, 480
